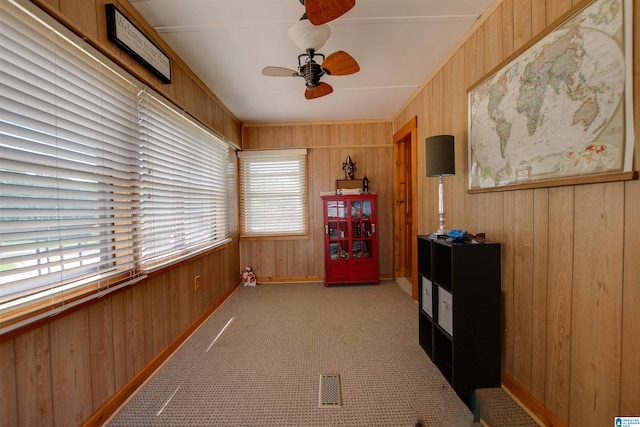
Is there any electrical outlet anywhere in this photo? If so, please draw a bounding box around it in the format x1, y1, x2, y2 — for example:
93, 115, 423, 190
194, 275, 200, 293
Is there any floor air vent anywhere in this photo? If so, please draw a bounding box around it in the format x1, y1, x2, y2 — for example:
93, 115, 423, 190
319, 374, 342, 407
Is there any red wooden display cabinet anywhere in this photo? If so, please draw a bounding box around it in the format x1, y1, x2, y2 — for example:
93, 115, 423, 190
321, 194, 378, 286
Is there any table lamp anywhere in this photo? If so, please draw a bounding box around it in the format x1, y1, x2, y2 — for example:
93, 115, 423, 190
426, 135, 455, 236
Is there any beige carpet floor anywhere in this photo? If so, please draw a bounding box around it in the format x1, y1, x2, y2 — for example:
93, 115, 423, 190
107, 280, 489, 426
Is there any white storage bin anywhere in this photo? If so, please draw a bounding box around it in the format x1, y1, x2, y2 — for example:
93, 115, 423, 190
438, 286, 453, 336
421, 276, 432, 316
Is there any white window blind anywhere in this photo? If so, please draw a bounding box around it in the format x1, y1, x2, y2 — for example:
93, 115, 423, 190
138, 91, 230, 269
238, 149, 308, 237
0, 0, 233, 333
0, 1, 143, 319
227, 150, 239, 234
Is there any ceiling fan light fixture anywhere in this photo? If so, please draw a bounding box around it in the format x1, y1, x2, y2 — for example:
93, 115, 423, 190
289, 18, 331, 52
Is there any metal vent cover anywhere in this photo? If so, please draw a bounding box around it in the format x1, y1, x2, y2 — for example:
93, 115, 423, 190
318, 374, 342, 407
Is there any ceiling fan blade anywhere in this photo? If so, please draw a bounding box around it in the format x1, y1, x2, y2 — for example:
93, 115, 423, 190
322, 51, 360, 76
306, 0, 355, 25
305, 82, 333, 99
262, 66, 298, 77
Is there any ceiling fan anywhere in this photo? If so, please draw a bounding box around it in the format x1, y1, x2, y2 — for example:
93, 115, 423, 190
301, 0, 355, 26
262, 49, 359, 100
261, 0, 359, 100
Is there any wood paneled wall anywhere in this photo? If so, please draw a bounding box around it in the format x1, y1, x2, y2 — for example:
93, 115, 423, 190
394, 0, 640, 425
0, 1, 242, 426
241, 122, 394, 281
0, 246, 240, 426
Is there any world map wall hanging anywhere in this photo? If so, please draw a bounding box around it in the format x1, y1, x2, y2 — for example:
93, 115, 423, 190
467, 0, 635, 191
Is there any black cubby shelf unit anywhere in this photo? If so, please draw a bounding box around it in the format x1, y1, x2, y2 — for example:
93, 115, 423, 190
417, 235, 502, 408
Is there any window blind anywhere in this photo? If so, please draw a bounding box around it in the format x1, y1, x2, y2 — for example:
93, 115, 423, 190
138, 91, 230, 269
0, 1, 143, 319
238, 149, 308, 237
0, 0, 233, 333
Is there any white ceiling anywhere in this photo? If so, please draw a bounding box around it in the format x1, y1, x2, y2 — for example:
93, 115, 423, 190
130, 0, 494, 124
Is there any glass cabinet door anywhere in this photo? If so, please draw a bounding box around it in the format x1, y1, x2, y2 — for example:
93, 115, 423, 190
327, 200, 349, 259
350, 199, 373, 259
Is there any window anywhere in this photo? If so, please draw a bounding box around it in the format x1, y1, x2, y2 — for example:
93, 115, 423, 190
0, 0, 231, 333
238, 149, 308, 237
0, 1, 143, 321
138, 91, 229, 269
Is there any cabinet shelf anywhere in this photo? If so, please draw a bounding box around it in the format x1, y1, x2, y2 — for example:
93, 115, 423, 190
417, 236, 501, 407
322, 195, 378, 286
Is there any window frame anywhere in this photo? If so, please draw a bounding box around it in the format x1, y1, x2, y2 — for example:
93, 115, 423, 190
238, 149, 308, 239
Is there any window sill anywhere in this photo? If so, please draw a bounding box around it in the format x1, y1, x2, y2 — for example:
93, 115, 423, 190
240, 234, 309, 242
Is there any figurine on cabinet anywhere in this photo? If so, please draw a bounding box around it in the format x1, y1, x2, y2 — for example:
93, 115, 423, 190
342, 155, 356, 180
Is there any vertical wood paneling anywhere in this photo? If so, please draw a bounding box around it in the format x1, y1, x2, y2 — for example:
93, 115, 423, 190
14, 326, 53, 425
141, 281, 154, 363
176, 269, 192, 333
621, 5, 640, 410
187, 260, 198, 321
149, 280, 164, 358
110, 291, 128, 390
50, 309, 93, 426
463, 36, 479, 233
503, 193, 515, 363
450, 50, 467, 231
513, 190, 534, 389
546, 0, 572, 24
513, 0, 533, 51
88, 299, 116, 411
125, 284, 146, 378
432, 72, 444, 134
530, 188, 549, 401
4, 247, 238, 427
621, 178, 640, 414
531, 0, 547, 36
262, 240, 276, 277
1, 339, 18, 426
545, 187, 574, 423
502, 0, 514, 56
478, 193, 513, 369
485, 5, 504, 71
168, 269, 181, 341
570, 183, 624, 426
441, 61, 453, 133
475, 23, 486, 77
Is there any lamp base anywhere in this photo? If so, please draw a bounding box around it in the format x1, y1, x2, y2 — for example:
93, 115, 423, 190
432, 228, 448, 238
433, 175, 448, 238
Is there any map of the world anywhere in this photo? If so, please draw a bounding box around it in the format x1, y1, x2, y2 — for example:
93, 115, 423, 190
468, 0, 629, 189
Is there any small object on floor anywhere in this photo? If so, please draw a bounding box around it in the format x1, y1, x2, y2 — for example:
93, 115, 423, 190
241, 266, 258, 286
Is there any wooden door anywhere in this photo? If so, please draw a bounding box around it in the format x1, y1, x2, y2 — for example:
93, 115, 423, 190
403, 137, 413, 277
393, 117, 418, 299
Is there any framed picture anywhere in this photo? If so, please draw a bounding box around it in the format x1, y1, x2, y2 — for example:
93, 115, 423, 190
467, 0, 635, 191
106, 4, 172, 83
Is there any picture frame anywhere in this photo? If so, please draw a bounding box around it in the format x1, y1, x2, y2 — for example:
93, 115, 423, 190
467, 0, 635, 192
106, 4, 172, 84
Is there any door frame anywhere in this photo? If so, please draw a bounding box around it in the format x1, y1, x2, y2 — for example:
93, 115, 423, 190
392, 116, 419, 300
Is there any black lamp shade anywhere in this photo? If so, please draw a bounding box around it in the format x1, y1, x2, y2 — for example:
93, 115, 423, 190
426, 135, 455, 177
